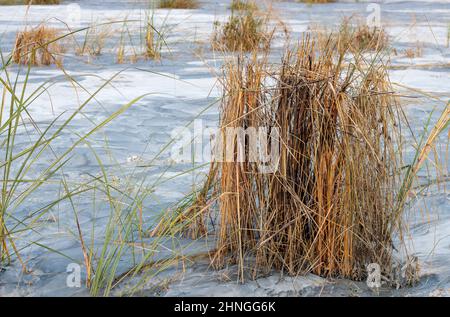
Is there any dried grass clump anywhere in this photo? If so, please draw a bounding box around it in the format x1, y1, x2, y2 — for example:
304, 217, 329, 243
230, 0, 258, 11
158, 0, 199, 9
403, 42, 423, 58
210, 36, 403, 282
13, 25, 62, 66
314, 20, 389, 56
337, 20, 389, 53
212, 12, 273, 52
403, 48, 421, 59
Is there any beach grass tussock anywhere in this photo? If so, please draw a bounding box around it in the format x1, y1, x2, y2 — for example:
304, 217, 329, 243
212, 11, 273, 52
13, 25, 62, 66
206, 35, 405, 282
230, 0, 258, 11
158, 0, 199, 9
314, 19, 389, 55
338, 20, 389, 52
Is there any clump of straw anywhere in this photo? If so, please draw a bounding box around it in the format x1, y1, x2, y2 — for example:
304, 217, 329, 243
212, 11, 273, 52
210, 35, 403, 282
337, 19, 389, 53
158, 0, 199, 9
230, 0, 258, 11
13, 25, 62, 66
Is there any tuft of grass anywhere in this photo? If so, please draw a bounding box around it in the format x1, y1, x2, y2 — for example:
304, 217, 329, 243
189, 31, 449, 285
158, 0, 199, 9
115, 13, 170, 63
230, 0, 258, 11
201, 35, 408, 282
0, 54, 145, 270
338, 19, 389, 52
315, 19, 390, 54
144, 14, 166, 60
212, 12, 273, 52
13, 25, 63, 66
76, 23, 112, 57
403, 42, 423, 58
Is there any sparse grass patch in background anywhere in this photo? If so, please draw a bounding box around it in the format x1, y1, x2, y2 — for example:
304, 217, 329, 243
13, 25, 63, 66
0, 0, 59, 5
116, 14, 169, 63
230, 0, 258, 11
76, 23, 112, 57
314, 19, 390, 54
144, 14, 166, 60
403, 42, 423, 58
158, 0, 199, 9
212, 12, 273, 52
338, 19, 389, 52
